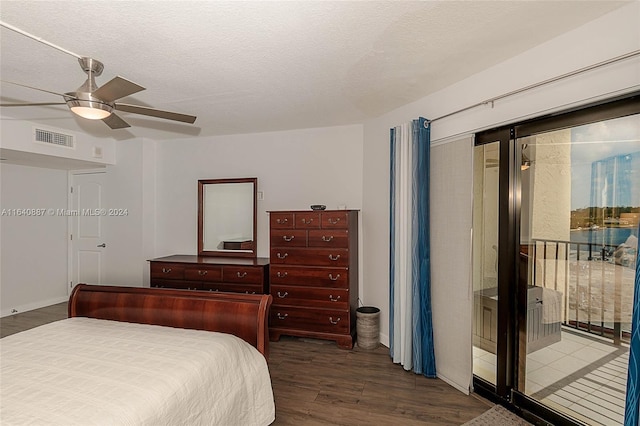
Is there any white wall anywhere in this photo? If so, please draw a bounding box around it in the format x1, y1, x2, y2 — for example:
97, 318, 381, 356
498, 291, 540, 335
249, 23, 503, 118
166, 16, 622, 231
0, 163, 69, 315
0, 136, 156, 317
0, 117, 117, 315
101, 138, 156, 287
154, 124, 364, 259
361, 2, 639, 390
0, 119, 116, 165
0, 123, 363, 310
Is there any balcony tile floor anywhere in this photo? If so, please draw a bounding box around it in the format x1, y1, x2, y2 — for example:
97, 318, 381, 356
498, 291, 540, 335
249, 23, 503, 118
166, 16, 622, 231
473, 327, 628, 426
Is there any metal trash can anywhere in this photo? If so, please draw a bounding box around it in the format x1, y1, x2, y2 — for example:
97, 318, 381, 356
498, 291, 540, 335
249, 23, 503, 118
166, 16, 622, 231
356, 306, 380, 350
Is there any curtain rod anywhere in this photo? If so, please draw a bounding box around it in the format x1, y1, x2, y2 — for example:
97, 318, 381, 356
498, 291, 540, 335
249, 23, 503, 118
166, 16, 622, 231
429, 50, 640, 124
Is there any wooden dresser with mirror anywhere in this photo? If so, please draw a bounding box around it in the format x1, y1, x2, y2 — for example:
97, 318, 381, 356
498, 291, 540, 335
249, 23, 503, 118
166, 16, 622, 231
149, 177, 270, 294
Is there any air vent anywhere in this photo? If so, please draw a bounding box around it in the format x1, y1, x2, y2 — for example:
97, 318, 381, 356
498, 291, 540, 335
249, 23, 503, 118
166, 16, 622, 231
34, 128, 75, 148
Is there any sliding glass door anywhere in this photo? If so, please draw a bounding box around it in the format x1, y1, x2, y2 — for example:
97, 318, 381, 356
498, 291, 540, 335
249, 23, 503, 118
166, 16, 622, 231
517, 113, 639, 425
472, 93, 640, 425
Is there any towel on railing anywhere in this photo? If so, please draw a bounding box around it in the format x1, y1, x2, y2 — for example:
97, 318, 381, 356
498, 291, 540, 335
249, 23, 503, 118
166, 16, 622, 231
541, 288, 563, 324
614, 235, 638, 267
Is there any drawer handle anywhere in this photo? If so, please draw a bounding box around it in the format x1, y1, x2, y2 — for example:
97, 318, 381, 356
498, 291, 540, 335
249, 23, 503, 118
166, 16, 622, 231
328, 218, 341, 225
277, 252, 288, 259
198, 270, 208, 276
328, 273, 340, 281
277, 291, 289, 298
329, 295, 341, 302
245, 291, 256, 294
328, 254, 341, 261
302, 218, 313, 224
329, 317, 341, 325
277, 313, 288, 320
162, 268, 172, 273
276, 271, 288, 278
236, 271, 248, 278
321, 235, 334, 242
276, 218, 289, 224
282, 235, 295, 242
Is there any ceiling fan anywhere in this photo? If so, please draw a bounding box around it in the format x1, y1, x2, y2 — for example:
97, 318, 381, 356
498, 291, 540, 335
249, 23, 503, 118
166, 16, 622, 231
1, 56, 197, 129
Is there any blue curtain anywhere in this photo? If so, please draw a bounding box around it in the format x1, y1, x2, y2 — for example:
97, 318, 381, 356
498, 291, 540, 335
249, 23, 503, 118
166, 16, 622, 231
625, 223, 640, 426
389, 117, 436, 377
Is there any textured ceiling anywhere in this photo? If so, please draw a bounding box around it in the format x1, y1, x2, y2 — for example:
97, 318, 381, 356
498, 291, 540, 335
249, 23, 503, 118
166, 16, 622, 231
0, 1, 629, 141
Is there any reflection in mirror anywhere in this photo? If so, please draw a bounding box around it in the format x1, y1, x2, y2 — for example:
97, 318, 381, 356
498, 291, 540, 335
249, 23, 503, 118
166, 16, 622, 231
198, 178, 257, 257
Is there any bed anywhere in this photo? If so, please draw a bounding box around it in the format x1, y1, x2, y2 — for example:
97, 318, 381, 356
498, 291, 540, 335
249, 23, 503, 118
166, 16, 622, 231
0, 284, 275, 426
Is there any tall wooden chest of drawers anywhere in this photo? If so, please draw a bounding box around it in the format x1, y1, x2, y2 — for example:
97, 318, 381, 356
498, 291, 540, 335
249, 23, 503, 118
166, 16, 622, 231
269, 210, 358, 349
149, 255, 269, 294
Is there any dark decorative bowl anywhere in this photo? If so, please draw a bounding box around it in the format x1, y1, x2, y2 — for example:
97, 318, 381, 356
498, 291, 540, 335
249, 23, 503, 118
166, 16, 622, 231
310, 204, 326, 210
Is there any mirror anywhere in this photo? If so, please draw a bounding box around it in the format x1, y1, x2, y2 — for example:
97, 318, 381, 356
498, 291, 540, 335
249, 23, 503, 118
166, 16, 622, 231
198, 177, 257, 257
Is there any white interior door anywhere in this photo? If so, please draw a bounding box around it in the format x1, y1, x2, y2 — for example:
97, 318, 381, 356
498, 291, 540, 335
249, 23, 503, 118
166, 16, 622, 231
71, 172, 107, 288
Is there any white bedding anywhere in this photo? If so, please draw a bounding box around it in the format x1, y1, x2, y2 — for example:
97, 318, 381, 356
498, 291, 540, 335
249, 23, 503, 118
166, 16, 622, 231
0, 317, 275, 425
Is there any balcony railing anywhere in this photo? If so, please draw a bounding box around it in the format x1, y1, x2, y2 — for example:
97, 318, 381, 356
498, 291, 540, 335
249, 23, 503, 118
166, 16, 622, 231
526, 238, 636, 345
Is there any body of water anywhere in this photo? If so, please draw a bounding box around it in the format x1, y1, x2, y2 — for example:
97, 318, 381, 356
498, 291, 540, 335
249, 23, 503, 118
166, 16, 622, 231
570, 227, 638, 247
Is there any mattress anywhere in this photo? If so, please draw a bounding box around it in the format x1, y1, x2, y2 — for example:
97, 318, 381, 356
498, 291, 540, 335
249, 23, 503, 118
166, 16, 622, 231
0, 317, 275, 425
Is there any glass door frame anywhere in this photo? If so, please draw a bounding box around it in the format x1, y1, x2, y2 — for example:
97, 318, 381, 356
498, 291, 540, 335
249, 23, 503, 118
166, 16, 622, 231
473, 126, 518, 404
472, 92, 640, 425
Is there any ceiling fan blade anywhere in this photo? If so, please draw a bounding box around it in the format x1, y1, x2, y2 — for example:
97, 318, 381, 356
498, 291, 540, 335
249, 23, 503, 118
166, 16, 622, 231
0, 102, 66, 106
1, 80, 76, 99
115, 103, 196, 124
92, 76, 145, 102
102, 112, 131, 129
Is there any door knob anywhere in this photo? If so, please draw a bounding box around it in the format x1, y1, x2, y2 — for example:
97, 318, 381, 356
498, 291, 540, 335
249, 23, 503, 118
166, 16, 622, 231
97, 243, 106, 248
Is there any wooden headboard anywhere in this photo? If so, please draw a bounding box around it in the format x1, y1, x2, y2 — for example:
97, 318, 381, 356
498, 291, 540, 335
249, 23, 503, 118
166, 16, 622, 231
69, 284, 273, 358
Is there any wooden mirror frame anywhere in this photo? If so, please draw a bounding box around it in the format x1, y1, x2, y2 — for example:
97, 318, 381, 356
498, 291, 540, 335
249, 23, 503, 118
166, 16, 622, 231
197, 177, 257, 258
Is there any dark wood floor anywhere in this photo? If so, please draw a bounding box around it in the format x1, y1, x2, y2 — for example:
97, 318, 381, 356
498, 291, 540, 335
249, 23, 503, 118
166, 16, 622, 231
0, 302, 69, 338
1, 303, 492, 425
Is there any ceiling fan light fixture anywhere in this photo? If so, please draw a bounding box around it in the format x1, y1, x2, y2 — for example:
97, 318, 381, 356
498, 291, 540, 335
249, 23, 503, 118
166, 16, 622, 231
67, 100, 112, 120
8, 54, 196, 129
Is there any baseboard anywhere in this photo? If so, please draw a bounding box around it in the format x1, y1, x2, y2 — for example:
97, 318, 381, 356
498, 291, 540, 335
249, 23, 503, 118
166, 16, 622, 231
0, 296, 68, 318
437, 372, 471, 395
380, 333, 389, 347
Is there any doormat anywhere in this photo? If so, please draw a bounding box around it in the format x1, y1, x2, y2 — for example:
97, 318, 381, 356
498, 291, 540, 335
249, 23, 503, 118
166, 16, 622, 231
462, 405, 532, 426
